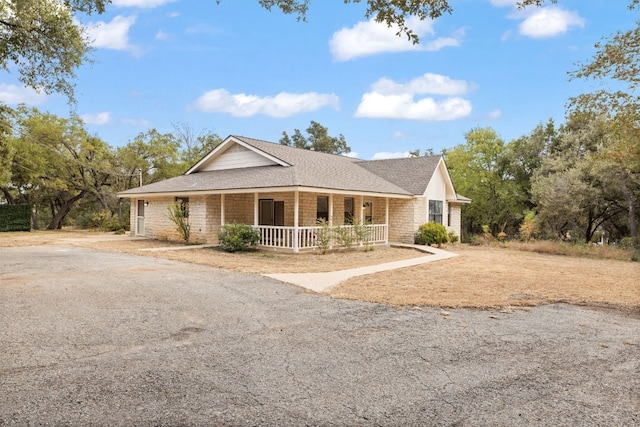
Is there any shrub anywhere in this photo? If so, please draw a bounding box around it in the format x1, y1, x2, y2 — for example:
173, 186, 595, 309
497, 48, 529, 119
417, 222, 449, 246
314, 219, 334, 254
219, 223, 260, 252
447, 231, 459, 244
167, 201, 190, 243
519, 211, 540, 242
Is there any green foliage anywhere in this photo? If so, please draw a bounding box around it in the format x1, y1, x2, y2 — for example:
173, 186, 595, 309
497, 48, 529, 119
219, 223, 260, 252
518, 211, 540, 242
0, 204, 31, 231
243, 1, 557, 44
314, 218, 334, 254
444, 127, 524, 235
0, 0, 109, 102
334, 223, 356, 249
167, 201, 191, 243
87, 210, 129, 232
447, 231, 459, 244
280, 120, 351, 155
416, 222, 449, 246
353, 220, 373, 248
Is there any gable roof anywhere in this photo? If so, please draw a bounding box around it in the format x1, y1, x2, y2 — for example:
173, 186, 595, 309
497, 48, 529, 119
119, 136, 414, 197
355, 156, 443, 195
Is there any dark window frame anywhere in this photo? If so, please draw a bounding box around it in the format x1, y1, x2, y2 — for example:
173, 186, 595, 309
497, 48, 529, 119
429, 200, 443, 224
317, 196, 329, 222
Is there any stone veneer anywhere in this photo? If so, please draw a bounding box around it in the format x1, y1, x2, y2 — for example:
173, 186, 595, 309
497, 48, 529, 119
130, 192, 461, 245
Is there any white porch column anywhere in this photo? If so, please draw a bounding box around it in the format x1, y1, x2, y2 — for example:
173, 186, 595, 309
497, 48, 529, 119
220, 194, 225, 226
293, 190, 300, 253
358, 195, 364, 223
385, 198, 389, 244
328, 193, 334, 249
328, 193, 334, 225
254, 192, 259, 227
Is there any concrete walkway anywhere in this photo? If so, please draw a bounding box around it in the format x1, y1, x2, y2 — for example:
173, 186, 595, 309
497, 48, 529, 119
264, 244, 458, 293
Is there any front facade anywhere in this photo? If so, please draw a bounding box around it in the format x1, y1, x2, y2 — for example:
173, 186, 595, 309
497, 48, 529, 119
120, 136, 469, 252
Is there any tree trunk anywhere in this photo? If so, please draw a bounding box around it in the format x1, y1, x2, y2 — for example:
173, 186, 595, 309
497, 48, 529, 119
620, 181, 638, 247
0, 187, 14, 204
46, 190, 87, 230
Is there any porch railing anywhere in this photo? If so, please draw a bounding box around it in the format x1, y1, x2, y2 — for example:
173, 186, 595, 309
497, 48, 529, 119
257, 224, 387, 251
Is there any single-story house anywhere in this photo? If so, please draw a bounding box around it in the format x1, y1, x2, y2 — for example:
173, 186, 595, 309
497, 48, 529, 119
118, 135, 470, 252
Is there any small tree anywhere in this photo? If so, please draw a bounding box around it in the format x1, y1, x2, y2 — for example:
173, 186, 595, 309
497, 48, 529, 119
353, 220, 373, 250
218, 223, 260, 252
417, 222, 449, 247
314, 218, 334, 254
167, 201, 190, 243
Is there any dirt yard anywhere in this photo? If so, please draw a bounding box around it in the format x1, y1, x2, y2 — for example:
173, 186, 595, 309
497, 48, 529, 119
2, 230, 638, 310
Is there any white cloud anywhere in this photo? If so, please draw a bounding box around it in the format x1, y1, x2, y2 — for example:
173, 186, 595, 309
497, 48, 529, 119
121, 117, 152, 126
391, 131, 407, 139
372, 73, 468, 96
489, 0, 518, 7
112, 0, 176, 7
518, 7, 585, 38
81, 112, 111, 125
155, 30, 169, 40
489, 109, 502, 119
0, 84, 47, 105
85, 15, 137, 51
355, 73, 472, 121
371, 151, 411, 160
343, 151, 359, 158
193, 89, 340, 118
329, 17, 462, 61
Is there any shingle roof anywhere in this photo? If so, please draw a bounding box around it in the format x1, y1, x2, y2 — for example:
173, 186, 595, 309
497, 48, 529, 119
355, 156, 443, 195
119, 136, 415, 196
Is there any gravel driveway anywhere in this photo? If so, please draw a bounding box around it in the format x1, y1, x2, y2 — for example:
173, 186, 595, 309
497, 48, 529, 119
1, 245, 638, 426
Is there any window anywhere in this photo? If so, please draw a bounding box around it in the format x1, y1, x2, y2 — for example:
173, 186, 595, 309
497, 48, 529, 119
175, 197, 189, 218
317, 196, 328, 221
363, 201, 373, 223
429, 200, 443, 224
344, 197, 354, 224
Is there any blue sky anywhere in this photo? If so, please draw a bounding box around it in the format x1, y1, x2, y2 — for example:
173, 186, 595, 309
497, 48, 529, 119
1, 0, 636, 159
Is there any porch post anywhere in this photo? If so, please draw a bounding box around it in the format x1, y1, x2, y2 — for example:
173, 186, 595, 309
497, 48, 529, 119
220, 194, 225, 226
385, 197, 389, 244
328, 193, 334, 249
293, 190, 299, 253
358, 195, 364, 223
254, 193, 259, 227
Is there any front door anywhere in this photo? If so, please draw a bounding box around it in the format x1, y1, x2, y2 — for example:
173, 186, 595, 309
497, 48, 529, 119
136, 200, 145, 235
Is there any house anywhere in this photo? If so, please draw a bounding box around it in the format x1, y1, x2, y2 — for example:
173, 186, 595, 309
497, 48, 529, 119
118, 135, 470, 252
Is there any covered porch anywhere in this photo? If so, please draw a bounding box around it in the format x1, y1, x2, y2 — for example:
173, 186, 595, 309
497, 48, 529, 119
222, 190, 390, 252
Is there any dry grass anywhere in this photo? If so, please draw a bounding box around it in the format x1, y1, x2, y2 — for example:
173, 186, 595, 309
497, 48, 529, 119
2, 230, 638, 311
330, 245, 640, 310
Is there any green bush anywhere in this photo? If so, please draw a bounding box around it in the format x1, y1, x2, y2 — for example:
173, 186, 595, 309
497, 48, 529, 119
447, 231, 459, 244
0, 204, 31, 232
219, 223, 260, 252
314, 219, 334, 254
416, 222, 449, 246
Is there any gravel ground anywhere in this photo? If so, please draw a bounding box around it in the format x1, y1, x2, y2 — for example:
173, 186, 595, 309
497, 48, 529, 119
1, 245, 638, 426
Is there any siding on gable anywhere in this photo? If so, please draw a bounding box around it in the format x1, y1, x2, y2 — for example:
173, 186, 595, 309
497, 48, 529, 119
200, 144, 278, 171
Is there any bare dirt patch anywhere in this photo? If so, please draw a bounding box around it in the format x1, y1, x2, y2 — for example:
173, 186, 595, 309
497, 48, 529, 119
2, 230, 638, 310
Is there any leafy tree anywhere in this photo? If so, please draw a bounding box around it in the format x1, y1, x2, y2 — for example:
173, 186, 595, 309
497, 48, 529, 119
172, 122, 223, 167
409, 148, 435, 157
0, 0, 108, 102
531, 114, 627, 243
4, 107, 113, 229
444, 127, 523, 236
502, 119, 559, 211
280, 120, 351, 155
167, 200, 191, 243
237, 0, 554, 43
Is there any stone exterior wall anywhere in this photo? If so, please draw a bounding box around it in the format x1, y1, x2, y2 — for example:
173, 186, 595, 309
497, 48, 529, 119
127, 192, 451, 246
388, 198, 417, 243
447, 203, 462, 239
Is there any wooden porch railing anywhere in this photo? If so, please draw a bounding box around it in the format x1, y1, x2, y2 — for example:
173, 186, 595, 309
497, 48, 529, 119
257, 224, 388, 251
